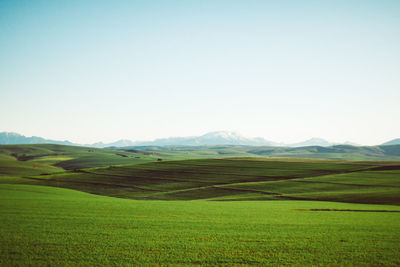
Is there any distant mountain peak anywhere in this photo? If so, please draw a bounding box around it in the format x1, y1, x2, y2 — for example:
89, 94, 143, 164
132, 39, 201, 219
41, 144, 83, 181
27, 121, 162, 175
202, 131, 243, 138
0, 132, 74, 146
3, 132, 20, 136
307, 137, 327, 141
200, 131, 248, 142
130, 131, 277, 146
290, 137, 336, 147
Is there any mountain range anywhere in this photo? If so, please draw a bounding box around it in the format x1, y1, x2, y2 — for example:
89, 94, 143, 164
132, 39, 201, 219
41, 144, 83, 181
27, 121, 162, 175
0, 132, 75, 146
0, 131, 398, 148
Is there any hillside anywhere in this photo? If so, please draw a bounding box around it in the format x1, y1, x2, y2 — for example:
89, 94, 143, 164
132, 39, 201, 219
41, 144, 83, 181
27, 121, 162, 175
245, 144, 400, 160
382, 138, 400, 146
119, 144, 400, 161
2, 183, 399, 266
1, 144, 400, 266
1, 144, 400, 205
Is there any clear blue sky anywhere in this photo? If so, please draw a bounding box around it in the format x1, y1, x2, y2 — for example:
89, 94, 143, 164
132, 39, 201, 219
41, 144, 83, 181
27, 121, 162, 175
1, 0, 399, 145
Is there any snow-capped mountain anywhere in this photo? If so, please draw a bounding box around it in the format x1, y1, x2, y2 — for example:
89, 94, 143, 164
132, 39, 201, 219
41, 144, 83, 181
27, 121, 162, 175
133, 131, 278, 146
289, 138, 337, 147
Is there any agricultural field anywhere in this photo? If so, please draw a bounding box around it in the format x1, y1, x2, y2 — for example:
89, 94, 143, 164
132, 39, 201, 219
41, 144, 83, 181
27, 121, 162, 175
1, 144, 400, 265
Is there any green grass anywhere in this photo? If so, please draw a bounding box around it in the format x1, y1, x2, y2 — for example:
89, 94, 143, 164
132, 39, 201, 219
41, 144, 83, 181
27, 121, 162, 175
17, 157, 399, 204
2, 144, 399, 204
1, 144, 400, 265
247, 144, 400, 160
1, 184, 400, 266
0, 144, 160, 171
304, 170, 400, 186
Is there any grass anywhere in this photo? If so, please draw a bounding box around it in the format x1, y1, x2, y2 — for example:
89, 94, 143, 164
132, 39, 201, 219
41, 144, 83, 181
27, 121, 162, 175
0, 144, 160, 171
1, 145, 399, 204
1, 184, 400, 266
247, 144, 400, 160
16, 157, 399, 204
1, 144, 400, 265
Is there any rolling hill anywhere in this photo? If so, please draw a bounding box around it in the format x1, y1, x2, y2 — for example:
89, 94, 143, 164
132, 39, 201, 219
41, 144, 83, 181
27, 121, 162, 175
2, 183, 399, 266
1, 144, 400, 204
1, 143, 400, 266
118, 144, 400, 161
382, 138, 400, 146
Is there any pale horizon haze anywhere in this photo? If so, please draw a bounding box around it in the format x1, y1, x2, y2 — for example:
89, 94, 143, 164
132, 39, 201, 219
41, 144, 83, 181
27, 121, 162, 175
1, 0, 399, 145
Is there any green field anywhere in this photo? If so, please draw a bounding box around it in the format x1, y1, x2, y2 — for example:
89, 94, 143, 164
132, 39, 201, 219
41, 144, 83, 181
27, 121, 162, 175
1, 144, 400, 265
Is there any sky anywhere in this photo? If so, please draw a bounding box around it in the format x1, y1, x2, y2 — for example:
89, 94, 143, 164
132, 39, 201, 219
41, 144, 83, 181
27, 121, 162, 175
0, 0, 399, 145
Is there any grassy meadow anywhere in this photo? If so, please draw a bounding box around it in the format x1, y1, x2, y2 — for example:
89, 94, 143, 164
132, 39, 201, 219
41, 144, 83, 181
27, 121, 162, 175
1, 144, 400, 265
